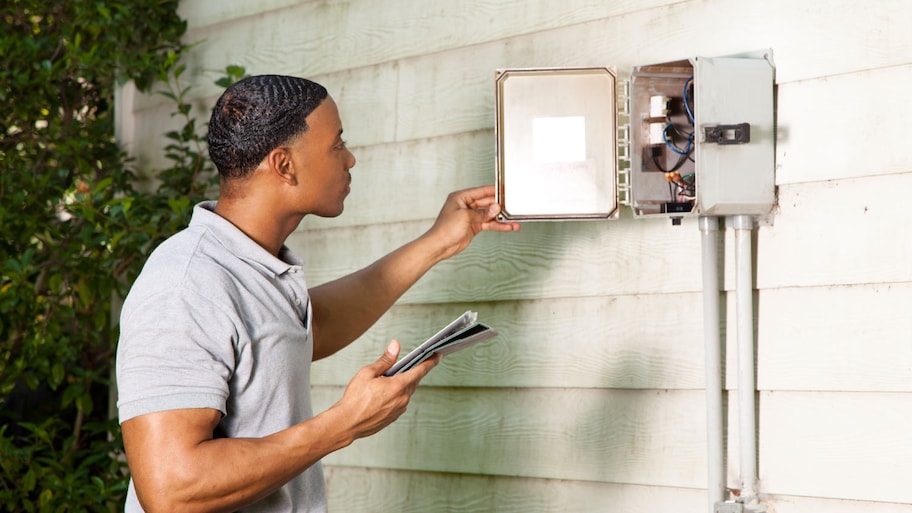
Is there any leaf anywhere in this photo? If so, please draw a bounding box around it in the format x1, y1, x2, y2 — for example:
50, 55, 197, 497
75, 278, 92, 309
76, 392, 94, 416
21, 468, 36, 492
61, 383, 82, 408
167, 196, 190, 214
121, 196, 133, 214
95, 177, 113, 192
37, 488, 53, 509
47, 273, 62, 293
50, 364, 64, 390
93, 308, 107, 331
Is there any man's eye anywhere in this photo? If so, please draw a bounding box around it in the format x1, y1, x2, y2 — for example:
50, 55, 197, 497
335, 140, 347, 150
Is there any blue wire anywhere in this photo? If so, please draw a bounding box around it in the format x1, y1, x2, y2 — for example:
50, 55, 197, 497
683, 76, 695, 124
663, 124, 692, 155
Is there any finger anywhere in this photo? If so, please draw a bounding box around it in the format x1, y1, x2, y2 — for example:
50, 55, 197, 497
481, 219, 520, 232
472, 204, 520, 232
469, 196, 497, 209
371, 340, 400, 375
402, 352, 441, 383
385, 340, 400, 360
464, 202, 501, 222
457, 185, 496, 207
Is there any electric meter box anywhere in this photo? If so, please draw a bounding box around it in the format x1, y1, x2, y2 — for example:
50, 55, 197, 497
494, 51, 775, 222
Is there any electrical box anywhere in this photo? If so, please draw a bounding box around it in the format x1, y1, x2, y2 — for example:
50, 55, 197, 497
494, 51, 775, 223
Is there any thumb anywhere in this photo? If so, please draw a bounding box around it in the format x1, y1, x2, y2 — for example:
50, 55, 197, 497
372, 340, 400, 374
485, 203, 501, 220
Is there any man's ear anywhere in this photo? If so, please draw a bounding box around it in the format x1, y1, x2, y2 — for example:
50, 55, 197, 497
264, 147, 297, 186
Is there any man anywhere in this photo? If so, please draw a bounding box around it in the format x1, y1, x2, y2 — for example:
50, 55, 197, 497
115, 74, 519, 513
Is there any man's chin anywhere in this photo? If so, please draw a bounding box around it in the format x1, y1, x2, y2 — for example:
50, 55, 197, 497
315, 205, 345, 218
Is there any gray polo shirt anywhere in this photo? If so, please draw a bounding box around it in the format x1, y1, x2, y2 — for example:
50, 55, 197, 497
116, 201, 326, 513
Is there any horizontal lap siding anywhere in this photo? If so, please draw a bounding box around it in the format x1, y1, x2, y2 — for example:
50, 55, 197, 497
131, 0, 912, 185
132, 0, 912, 510
159, 0, 683, 111
288, 215, 703, 303
775, 64, 912, 185
312, 295, 709, 390
757, 174, 912, 289
767, 496, 912, 513
753, 162, 912, 505
323, 466, 707, 513
312, 387, 707, 489
297, 130, 497, 232
759, 283, 912, 393
760, 391, 912, 505
161, 0, 912, 113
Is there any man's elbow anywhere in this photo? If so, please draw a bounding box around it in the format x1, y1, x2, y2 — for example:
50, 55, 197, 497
133, 471, 221, 513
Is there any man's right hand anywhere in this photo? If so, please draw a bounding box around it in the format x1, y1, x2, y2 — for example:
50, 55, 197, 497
333, 340, 439, 440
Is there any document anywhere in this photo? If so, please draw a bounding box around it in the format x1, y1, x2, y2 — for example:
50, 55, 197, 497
383, 310, 498, 376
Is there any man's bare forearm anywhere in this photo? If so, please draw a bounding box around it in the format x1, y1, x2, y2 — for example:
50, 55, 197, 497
309, 234, 444, 360
124, 406, 355, 513
308, 185, 519, 360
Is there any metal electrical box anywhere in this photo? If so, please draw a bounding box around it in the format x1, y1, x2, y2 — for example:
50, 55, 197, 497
494, 51, 775, 222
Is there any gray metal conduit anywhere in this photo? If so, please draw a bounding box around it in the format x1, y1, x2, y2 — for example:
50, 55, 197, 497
700, 216, 725, 512
733, 214, 760, 508
703, 215, 763, 513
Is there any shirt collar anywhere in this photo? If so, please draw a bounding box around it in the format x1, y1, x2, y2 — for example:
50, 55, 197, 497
190, 201, 304, 277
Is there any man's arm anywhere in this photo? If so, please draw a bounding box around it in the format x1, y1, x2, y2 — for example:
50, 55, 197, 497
123, 341, 437, 513
309, 185, 519, 360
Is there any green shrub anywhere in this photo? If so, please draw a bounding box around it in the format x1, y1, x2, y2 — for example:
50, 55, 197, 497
0, 2, 243, 511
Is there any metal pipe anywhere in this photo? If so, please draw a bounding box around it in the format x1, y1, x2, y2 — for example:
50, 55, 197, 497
700, 216, 725, 512
732, 214, 758, 502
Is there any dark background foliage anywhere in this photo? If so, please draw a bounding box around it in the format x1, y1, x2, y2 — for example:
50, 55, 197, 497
0, 2, 242, 510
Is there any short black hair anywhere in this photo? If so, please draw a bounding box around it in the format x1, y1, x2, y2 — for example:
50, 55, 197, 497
207, 74, 329, 179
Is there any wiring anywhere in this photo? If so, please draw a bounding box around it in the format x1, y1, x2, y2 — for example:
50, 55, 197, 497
666, 171, 696, 202
642, 76, 697, 206
662, 124, 692, 155
683, 76, 695, 124
652, 148, 690, 173
662, 76, 696, 201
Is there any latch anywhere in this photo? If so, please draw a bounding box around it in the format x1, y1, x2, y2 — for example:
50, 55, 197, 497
703, 122, 750, 145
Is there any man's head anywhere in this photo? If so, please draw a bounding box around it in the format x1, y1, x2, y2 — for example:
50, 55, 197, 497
208, 75, 329, 179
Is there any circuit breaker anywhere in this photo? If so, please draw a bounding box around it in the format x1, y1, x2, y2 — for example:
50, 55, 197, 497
494, 51, 775, 222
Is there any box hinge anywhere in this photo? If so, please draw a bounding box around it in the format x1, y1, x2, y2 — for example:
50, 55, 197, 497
617, 78, 631, 206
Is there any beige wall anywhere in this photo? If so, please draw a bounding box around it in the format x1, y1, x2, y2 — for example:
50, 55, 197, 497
122, 1, 912, 511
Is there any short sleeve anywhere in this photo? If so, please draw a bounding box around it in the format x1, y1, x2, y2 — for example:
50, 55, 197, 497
116, 287, 238, 423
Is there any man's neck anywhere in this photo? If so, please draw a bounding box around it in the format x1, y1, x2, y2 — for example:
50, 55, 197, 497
214, 196, 302, 257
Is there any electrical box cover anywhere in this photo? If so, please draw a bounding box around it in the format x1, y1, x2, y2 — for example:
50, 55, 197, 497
494, 67, 620, 221
495, 51, 775, 222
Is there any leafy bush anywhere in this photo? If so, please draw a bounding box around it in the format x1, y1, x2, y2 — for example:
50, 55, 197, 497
0, 2, 243, 511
